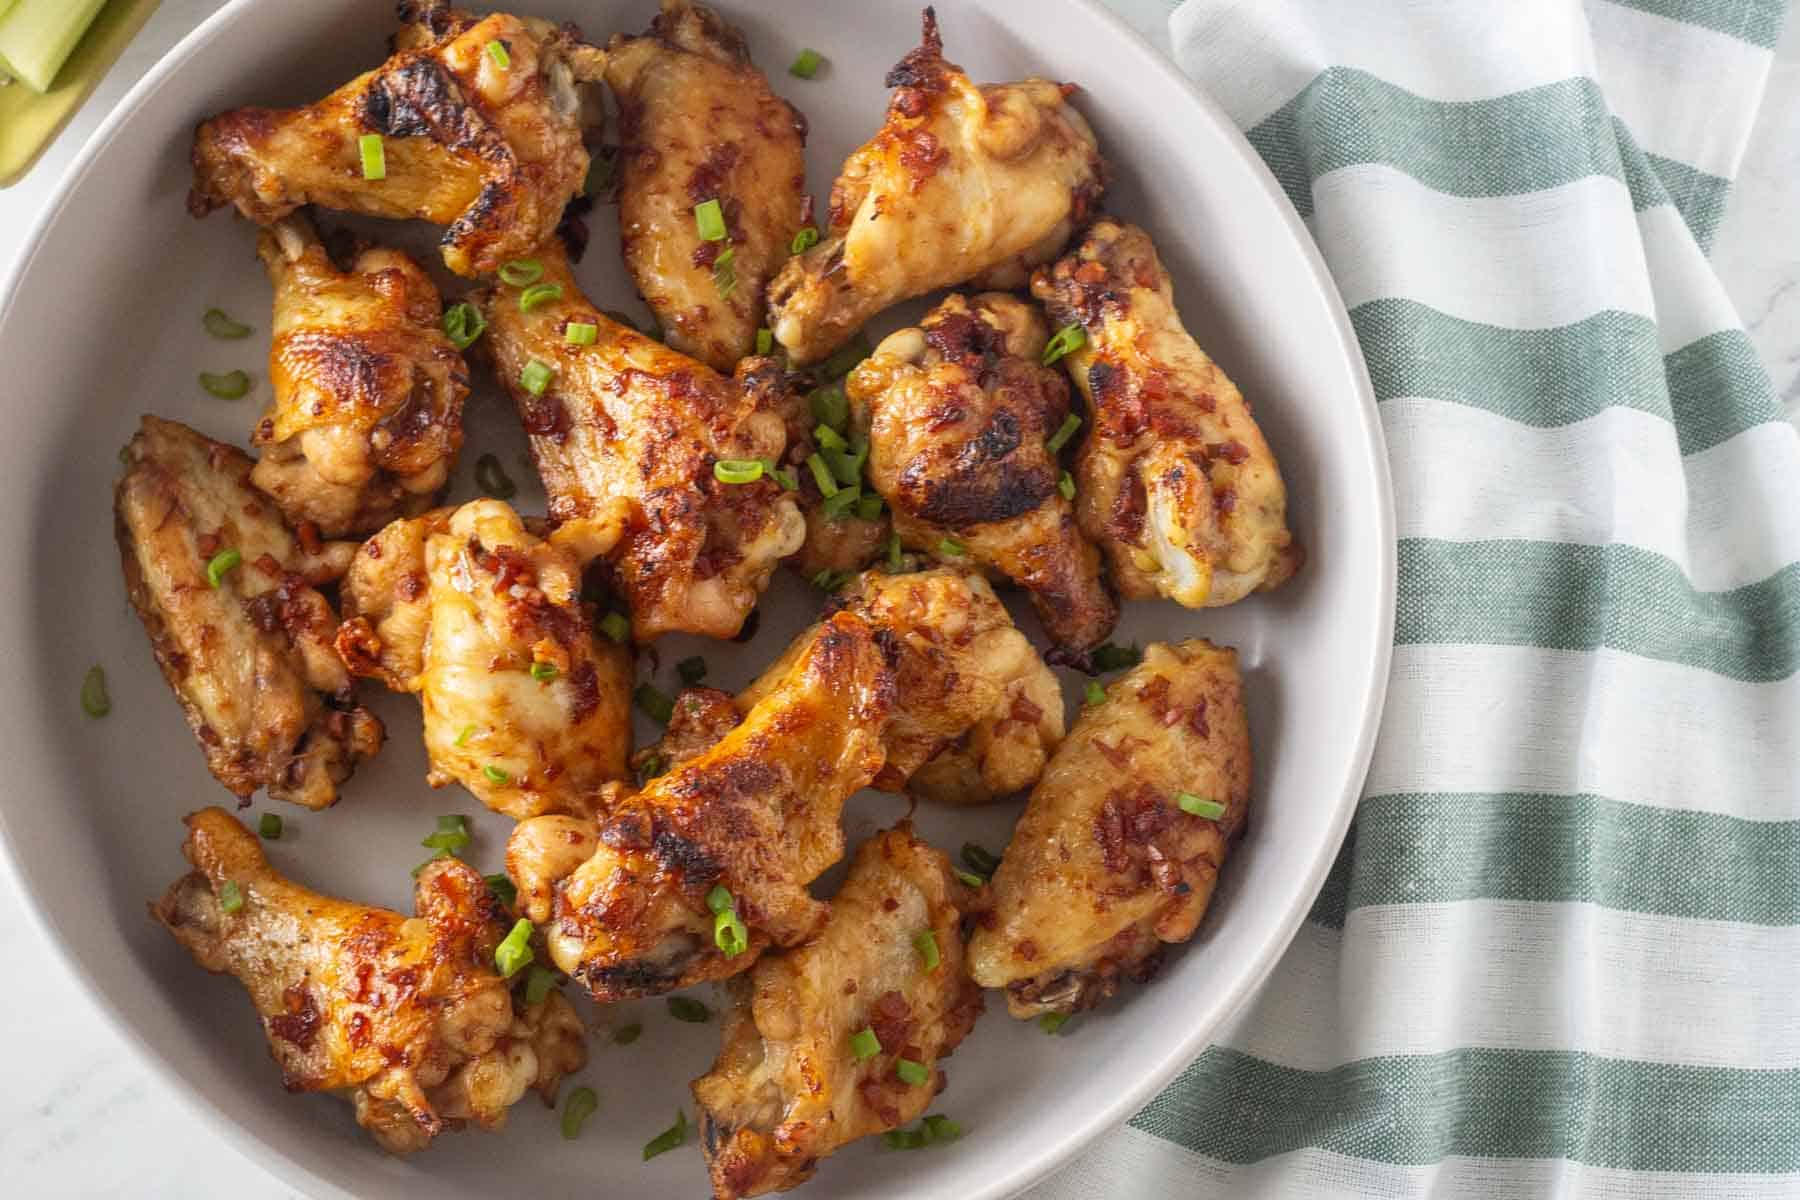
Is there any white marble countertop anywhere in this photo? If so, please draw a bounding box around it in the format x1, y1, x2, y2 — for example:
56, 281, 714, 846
1, 3, 1794, 1196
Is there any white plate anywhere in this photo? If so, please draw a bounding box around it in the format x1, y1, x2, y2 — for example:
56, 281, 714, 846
0, 2, 1393, 1197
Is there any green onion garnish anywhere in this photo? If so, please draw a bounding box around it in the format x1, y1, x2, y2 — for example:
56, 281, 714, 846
498, 259, 544, 287
1084, 681, 1106, 707
849, 1027, 881, 1060
199, 370, 251, 399
954, 869, 985, 888
519, 282, 563, 312
820, 484, 862, 520
412, 850, 450, 878
814, 424, 848, 453
714, 458, 764, 484
1046, 412, 1083, 453
896, 1059, 929, 1086
530, 661, 558, 683
855, 493, 884, 522
811, 568, 851, 592
789, 48, 824, 78
79, 665, 109, 718
483, 764, 511, 785
456, 724, 477, 747
886, 532, 904, 571
961, 843, 1001, 876
819, 333, 872, 380
218, 880, 244, 913
1042, 323, 1086, 366
937, 537, 965, 557
202, 308, 251, 339
637, 752, 668, 782
599, 612, 631, 643
1178, 793, 1227, 820
790, 226, 821, 255
713, 247, 737, 299
519, 358, 553, 396
1059, 471, 1076, 500
715, 906, 749, 957
1039, 1012, 1071, 1034
643, 1110, 688, 1160
635, 683, 675, 724
422, 814, 470, 854
1091, 642, 1143, 672
706, 885, 733, 914
923, 1114, 962, 1142
805, 452, 839, 498
694, 198, 727, 242
760, 458, 798, 490
442, 302, 485, 350
257, 813, 282, 840
913, 929, 940, 971
560, 1086, 598, 1139
485, 873, 517, 909
809, 385, 849, 430
205, 548, 242, 588
485, 39, 510, 68
565, 321, 598, 345
755, 328, 773, 355
358, 133, 386, 181
677, 656, 708, 685
614, 1022, 643, 1045
474, 452, 516, 499
667, 996, 710, 1023
495, 917, 534, 978
523, 964, 558, 1006
884, 1128, 927, 1150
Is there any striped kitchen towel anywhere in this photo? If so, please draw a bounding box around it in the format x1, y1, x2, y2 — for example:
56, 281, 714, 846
1035, 0, 1800, 1196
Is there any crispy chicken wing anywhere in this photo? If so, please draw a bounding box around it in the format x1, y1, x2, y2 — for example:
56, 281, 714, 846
116, 416, 381, 809
519, 612, 893, 1001
189, 4, 605, 277
479, 242, 803, 640
152, 807, 587, 1154
606, 0, 809, 371
849, 293, 1116, 656
693, 825, 983, 1198
249, 218, 467, 538
967, 641, 1250, 1016
335, 500, 632, 820
1031, 221, 1300, 607
766, 9, 1104, 364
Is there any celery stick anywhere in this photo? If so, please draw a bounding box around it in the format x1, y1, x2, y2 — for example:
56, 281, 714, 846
0, 0, 108, 94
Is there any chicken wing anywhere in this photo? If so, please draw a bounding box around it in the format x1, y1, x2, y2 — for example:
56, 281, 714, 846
152, 807, 587, 1154
766, 8, 1104, 364
189, 3, 605, 277
967, 640, 1250, 1016
849, 292, 1116, 656
116, 416, 381, 809
693, 824, 983, 1198
606, 0, 809, 371
522, 612, 893, 1002
249, 218, 467, 538
479, 242, 803, 640
335, 499, 632, 820
1031, 221, 1300, 607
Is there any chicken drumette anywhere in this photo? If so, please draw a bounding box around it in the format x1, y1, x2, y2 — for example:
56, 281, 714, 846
249, 218, 466, 538
694, 825, 983, 1198
1032, 221, 1300, 607
479, 242, 803, 640
153, 807, 587, 1154
848, 292, 1116, 657
967, 640, 1251, 1016
190, 3, 605, 277
766, 8, 1104, 364
606, 0, 809, 371
335, 499, 633, 820
115, 416, 382, 809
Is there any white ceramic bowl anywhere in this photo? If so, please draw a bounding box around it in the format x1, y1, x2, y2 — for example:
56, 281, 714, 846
0, 2, 1392, 1197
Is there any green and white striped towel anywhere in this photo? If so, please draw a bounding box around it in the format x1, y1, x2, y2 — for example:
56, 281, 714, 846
1034, 0, 1799, 1195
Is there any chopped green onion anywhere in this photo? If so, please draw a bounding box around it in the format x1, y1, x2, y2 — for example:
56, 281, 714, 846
855, 493, 885, 522
961, 843, 1001, 876
495, 917, 534, 978
954, 869, 985, 888
895, 1059, 929, 1086
755, 328, 773, 355
485, 38, 510, 68
585, 148, 617, 196
811, 568, 851, 592
694, 199, 727, 242
715, 906, 749, 957
677, 656, 709, 686
824, 438, 867, 487
1046, 412, 1083, 454
599, 611, 631, 643
519, 282, 563, 312
635, 683, 675, 724
806, 452, 839, 498
519, 358, 553, 396
913, 929, 940, 971
937, 537, 965, 557
529, 661, 558, 683
498, 259, 544, 287
789, 48, 824, 78
698, 886, 728, 915
412, 850, 450, 878
814, 424, 848, 452
819, 334, 872, 380
809, 385, 849, 430
560, 1085, 598, 1139
565, 321, 598, 345
1059, 471, 1076, 500
884, 1128, 928, 1150
923, 1114, 962, 1142
483, 764, 511, 785
523, 964, 558, 1006
1039, 1012, 1071, 1034
712, 247, 737, 299
790, 226, 821, 255
849, 1027, 881, 1060
358, 133, 386, 181
714, 458, 765, 484
218, 880, 244, 913
636, 752, 668, 782
442, 302, 485, 350
886, 532, 904, 571
614, 1022, 643, 1045
761, 459, 798, 491
1091, 642, 1143, 672
205, 548, 242, 588
456, 724, 477, 747
1084, 681, 1106, 707
256, 813, 282, 840
475, 452, 516, 499
667, 996, 710, 1023
79, 665, 108, 718
820, 484, 862, 520
199, 370, 251, 399
1178, 793, 1228, 820
202, 308, 251, 339
421, 814, 470, 854
642, 1110, 688, 1160
1042, 323, 1086, 366
485, 873, 517, 909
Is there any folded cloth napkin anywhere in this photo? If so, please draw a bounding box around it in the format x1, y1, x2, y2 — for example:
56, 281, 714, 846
1032, 1, 1799, 1196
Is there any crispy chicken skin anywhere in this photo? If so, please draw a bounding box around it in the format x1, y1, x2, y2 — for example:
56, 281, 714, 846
522, 612, 893, 1002
606, 0, 809, 371
849, 293, 1116, 656
1031, 221, 1300, 607
189, 4, 605, 277
250, 218, 467, 538
693, 825, 983, 1198
335, 500, 632, 820
115, 416, 381, 809
967, 641, 1250, 1016
766, 8, 1104, 364
152, 807, 587, 1154
479, 242, 804, 641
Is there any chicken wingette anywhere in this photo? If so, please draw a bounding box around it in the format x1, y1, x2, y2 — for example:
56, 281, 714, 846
335, 500, 633, 820
693, 825, 983, 1198
249, 217, 466, 538
606, 0, 809, 371
766, 8, 1103, 364
1031, 220, 1300, 607
115, 416, 381, 809
189, 3, 605, 277
152, 807, 587, 1154
967, 640, 1251, 1016
848, 292, 1116, 657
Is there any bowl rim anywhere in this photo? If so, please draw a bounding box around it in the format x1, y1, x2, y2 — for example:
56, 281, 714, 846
0, 1, 1396, 1196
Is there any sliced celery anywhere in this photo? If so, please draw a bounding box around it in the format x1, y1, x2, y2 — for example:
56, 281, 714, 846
0, 0, 107, 94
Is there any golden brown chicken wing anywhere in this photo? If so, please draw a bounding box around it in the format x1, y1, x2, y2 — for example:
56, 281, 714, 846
115, 416, 381, 809
693, 824, 983, 1198
479, 242, 803, 640
1031, 221, 1300, 607
848, 292, 1116, 656
967, 640, 1250, 1016
766, 9, 1104, 364
189, 3, 605, 277
606, 0, 809, 371
152, 807, 586, 1154
248, 218, 466, 538
335, 500, 632, 820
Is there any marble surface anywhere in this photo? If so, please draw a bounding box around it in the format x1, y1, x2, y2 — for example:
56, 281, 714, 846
0, 2, 1793, 1196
